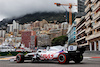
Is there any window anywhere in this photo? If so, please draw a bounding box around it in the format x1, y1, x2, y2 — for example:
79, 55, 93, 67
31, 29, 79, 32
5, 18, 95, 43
73, 27, 76, 30
92, 14, 95, 18
74, 32, 76, 35
92, 22, 95, 26
97, 28, 100, 32
91, 5, 94, 10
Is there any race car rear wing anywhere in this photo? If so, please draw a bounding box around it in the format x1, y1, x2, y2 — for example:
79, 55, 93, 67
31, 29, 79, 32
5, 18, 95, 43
68, 45, 86, 54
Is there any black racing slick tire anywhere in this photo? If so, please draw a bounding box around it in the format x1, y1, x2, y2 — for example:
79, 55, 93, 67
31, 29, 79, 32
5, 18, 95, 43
74, 54, 83, 63
58, 53, 69, 64
31, 58, 35, 63
16, 53, 24, 63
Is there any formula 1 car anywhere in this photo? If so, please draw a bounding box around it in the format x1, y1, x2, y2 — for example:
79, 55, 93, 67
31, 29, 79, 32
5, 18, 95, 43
16, 45, 85, 64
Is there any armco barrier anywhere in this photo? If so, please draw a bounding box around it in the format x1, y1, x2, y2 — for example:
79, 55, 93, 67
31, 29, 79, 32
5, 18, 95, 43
0, 52, 29, 56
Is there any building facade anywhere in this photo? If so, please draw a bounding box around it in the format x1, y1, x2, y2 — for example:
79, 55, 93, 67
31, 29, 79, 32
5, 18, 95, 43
21, 31, 36, 48
7, 24, 13, 33
23, 24, 31, 30
61, 22, 68, 35
77, 0, 86, 12
76, 16, 88, 47
37, 34, 51, 47
0, 27, 6, 45
0, 28, 6, 38
7, 20, 24, 37
32, 19, 48, 31
76, 0, 86, 18
85, 0, 100, 51
13, 20, 19, 36
67, 21, 76, 45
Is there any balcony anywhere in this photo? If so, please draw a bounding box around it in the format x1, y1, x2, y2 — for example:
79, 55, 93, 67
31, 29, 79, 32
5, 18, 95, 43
85, 27, 92, 33
85, 4, 91, 13
93, 11, 100, 21
79, 43, 88, 46
93, 1, 100, 11
93, 21, 100, 29
76, 36, 86, 42
76, 22, 85, 31
92, 0, 98, 3
85, 12, 91, 20
76, 29, 86, 36
85, 20, 91, 26
85, 0, 90, 5
86, 31, 100, 40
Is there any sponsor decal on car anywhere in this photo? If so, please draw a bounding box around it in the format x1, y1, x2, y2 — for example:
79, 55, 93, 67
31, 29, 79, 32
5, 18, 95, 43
41, 54, 54, 59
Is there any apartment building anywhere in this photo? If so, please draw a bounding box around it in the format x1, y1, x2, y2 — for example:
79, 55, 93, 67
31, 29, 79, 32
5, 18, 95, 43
67, 21, 76, 45
7, 20, 24, 36
67, 16, 82, 45
76, 0, 86, 19
23, 23, 31, 30
76, 16, 88, 47
77, 0, 86, 12
0, 27, 6, 38
40, 19, 48, 28
37, 34, 51, 47
21, 31, 37, 48
32, 19, 48, 31
7, 24, 13, 33
0, 27, 6, 45
44, 23, 60, 31
85, 0, 100, 51
61, 22, 68, 35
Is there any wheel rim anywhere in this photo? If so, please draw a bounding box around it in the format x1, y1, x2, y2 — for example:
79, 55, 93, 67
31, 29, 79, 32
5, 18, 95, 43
16, 55, 20, 62
59, 54, 65, 62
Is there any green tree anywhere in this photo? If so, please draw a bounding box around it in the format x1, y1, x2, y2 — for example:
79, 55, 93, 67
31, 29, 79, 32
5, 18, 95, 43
51, 36, 68, 46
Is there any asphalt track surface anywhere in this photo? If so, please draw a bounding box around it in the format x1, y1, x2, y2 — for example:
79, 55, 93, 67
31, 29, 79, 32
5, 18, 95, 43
0, 59, 100, 67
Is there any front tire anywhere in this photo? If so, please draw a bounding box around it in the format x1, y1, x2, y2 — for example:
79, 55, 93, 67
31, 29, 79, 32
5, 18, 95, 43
16, 53, 24, 63
58, 53, 69, 64
31, 58, 35, 63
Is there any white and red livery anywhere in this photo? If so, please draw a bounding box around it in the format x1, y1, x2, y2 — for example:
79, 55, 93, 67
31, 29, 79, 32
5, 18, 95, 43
16, 45, 85, 64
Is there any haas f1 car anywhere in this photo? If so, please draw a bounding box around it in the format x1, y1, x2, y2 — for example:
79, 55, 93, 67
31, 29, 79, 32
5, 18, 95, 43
16, 45, 85, 64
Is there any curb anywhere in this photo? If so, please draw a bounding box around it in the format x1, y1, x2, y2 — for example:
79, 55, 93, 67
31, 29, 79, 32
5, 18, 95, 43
0, 56, 16, 60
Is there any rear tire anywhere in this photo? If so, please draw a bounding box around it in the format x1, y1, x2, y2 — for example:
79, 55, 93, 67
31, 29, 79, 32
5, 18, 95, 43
74, 54, 83, 63
58, 53, 69, 64
16, 53, 24, 63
